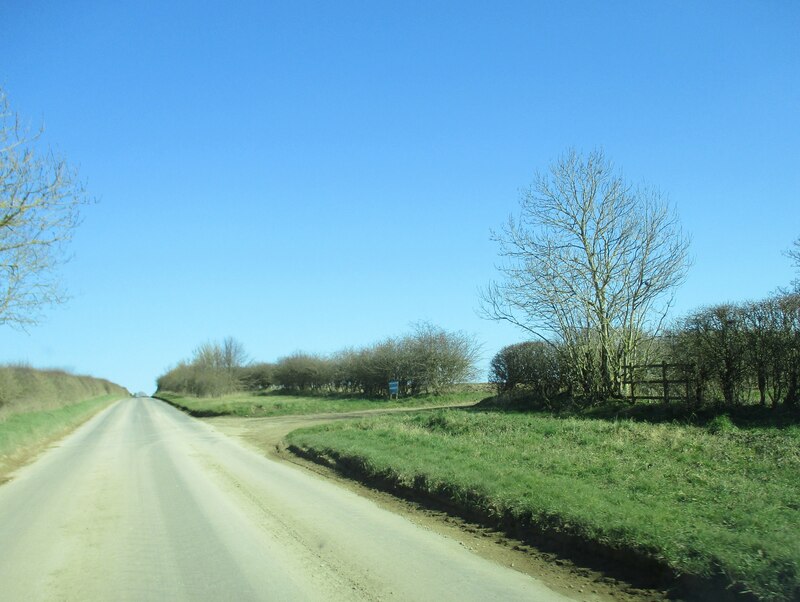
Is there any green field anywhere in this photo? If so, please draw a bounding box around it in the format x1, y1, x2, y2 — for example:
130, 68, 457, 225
287, 409, 800, 601
156, 389, 489, 417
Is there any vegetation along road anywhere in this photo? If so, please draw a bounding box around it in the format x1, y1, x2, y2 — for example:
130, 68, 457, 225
0, 397, 573, 601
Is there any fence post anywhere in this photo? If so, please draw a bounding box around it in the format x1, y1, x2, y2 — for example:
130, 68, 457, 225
662, 361, 669, 403
685, 366, 691, 407
626, 364, 635, 403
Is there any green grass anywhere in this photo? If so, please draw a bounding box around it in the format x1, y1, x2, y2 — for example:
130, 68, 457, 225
156, 389, 487, 417
0, 394, 119, 476
286, 409, 800, 601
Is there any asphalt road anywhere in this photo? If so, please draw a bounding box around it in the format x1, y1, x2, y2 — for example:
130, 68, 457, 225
0, 397, 573, 601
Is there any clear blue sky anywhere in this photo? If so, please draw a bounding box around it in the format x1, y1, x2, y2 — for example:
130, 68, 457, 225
1, 1, 798, 394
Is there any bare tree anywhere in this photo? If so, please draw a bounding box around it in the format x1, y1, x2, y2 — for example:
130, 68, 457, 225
1, 89, 90, 327
785, 236, 800, 290
220, 336, 250, 371
192, 342, 224, 369
481, 149, 690, 400
192, 337, 250, 393
786, 237, 800, 266
403, 322, 480, 394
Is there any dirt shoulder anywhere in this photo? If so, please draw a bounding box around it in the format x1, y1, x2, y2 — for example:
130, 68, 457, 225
204, 408, 670, 602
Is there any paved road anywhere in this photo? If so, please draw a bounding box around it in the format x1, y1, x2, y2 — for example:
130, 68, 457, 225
0, 398, 572, 601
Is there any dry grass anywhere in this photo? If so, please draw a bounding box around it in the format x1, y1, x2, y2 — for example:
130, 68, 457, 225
0, 364, 126, 421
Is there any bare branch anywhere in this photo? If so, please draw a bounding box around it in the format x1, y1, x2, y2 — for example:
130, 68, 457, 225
0, 88, 90, 327
481, 148, 691, 399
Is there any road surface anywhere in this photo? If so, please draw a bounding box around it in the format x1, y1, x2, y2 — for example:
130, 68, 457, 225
0, 397, 573, 601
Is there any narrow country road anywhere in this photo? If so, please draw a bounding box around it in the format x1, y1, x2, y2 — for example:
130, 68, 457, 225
0, 398, 573, 601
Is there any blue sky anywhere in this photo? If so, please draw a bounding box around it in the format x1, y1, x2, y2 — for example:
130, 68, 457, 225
1, 1, 798, 394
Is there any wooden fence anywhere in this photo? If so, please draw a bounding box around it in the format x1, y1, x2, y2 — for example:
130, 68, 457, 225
621, 362, 693, 404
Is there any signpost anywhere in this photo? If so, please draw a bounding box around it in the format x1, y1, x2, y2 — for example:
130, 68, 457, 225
388, 380, 399, 399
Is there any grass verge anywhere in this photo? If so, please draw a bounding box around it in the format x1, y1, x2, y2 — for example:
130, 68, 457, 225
155, 389, 487, 418
0, 394, 119, 481
286, 409, 799, 601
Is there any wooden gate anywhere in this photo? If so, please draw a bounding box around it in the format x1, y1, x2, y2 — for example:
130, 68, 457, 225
621, 362, 693, 403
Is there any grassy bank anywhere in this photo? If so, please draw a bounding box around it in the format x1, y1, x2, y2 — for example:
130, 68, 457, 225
156, 388, 488, 418
0, 394, 120, 478
0, 365, 128, 481
286, 409, 799, 601
0, 364, 127, 419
